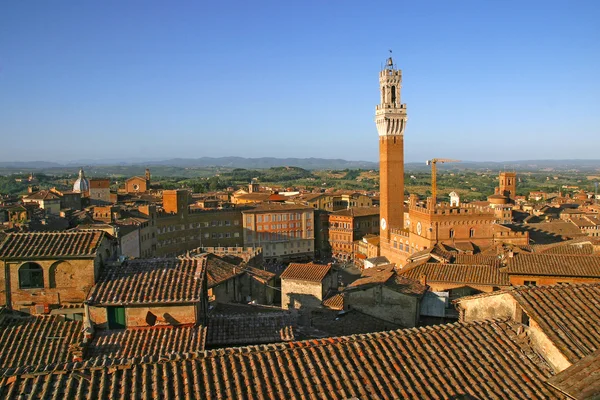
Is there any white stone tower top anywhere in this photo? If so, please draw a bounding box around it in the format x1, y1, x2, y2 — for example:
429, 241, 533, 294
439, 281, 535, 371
375, 54, 408, 137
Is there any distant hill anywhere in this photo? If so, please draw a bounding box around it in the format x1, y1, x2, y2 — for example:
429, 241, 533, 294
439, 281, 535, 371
0, 158, 598, 173
0, 157, 379, 171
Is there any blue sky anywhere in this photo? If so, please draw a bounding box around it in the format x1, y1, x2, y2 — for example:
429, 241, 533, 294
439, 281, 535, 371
0, 1, 598, 163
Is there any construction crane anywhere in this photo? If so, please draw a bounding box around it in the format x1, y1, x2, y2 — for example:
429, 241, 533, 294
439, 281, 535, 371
426, 158, 461, 206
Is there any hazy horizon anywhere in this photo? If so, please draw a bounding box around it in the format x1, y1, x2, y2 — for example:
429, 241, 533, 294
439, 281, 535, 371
1, 1, 599, 162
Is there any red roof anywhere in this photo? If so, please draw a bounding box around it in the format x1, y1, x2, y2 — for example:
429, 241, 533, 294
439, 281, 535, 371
88, 258, 205, 305
0, 231, 107, 259
280, 262, 331, 283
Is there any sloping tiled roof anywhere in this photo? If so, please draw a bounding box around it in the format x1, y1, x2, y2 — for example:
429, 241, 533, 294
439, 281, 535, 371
206, 313, 296, 346
502, 254, 600, 277
532, 240, 595, 255
87, 325, 206, 360
87, 258, 205, 305
331, 206, 379, 218
511, 283, 600, 363
321, 292, 345, 310
546, 348, 600, 399
245, 266, 276, 283
0, 315, 83, 375
347, 269, 428, 297
23, 190, 60, 201
400, 263, 510, 286
0, 319, 561, 399
0, 231, 107, 259
203, 254, 245, 288
453, 254, 503, 267
280, 262, 331, 283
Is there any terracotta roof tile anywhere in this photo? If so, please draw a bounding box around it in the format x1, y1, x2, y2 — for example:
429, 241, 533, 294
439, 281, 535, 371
23, 190, 60, 201
206, 313, 296, 346
331, 207, 379, 217
87, 258, 205, 305
202, 254, 245, 288
453, 254, 503, 267
280, 262, 332, 283
0, 319, 562, 399
87, 325, 206, 360
511, 283, 600, 363
0, 315, 83, 375
400, 263, 510, 286
347, 269, 428, 296
321, 292, 345, 310
546, 348, 600, 399
0, 231, 107, 259
502, 254, 600, 277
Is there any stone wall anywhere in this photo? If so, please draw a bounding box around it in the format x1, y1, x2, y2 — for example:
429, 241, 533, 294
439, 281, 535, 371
282, 280, 323, 310
346, 286, 419, 327
456, 292, 517, 322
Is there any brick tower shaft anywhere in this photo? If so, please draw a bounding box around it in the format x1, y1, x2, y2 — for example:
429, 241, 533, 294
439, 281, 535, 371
375, 55, 408, 242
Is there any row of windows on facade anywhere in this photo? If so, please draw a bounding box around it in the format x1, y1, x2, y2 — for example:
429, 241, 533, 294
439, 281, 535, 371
248, 231, 312, 242
252, 213, 310, 223
330, 220, 378, 229
256, 222, 310, 231
158, 232, 240, 246
264, 248, 312, 257
158, 220, 239, 233
330, 234, 351, 241
140, 232, 155, 241
261, 241, 311, 249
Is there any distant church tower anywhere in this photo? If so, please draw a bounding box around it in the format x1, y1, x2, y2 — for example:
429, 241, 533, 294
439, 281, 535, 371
376, 54, 408, 244
499, 171, 517, 200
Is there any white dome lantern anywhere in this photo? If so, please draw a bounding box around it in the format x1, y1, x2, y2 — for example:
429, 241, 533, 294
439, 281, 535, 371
73, 168, 90, 193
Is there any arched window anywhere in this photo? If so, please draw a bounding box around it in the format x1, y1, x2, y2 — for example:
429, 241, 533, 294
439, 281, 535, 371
470, 228, 475, 238
49, 261, 72, 288
391, 86, 396, 104
19, 262, 44, 289
449, 229, 455, 239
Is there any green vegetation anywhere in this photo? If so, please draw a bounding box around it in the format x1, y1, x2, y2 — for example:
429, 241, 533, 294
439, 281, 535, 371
0, 165, 598, 201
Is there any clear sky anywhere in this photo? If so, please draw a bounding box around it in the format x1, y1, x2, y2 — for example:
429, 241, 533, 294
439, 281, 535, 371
1, 1, 599, 163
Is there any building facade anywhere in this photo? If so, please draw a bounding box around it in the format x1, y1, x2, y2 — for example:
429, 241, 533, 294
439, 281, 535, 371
242, 204, 315, 262
328, 207, 379, 261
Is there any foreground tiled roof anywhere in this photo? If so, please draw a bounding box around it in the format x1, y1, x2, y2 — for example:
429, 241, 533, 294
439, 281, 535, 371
87, 258, 205, 305
0, 315, 83, 374
547, 348, 600, 399
206, 313, 296, 346
0, 231, 106, 259
502, 254, 600, 277
511, 283, 600, 363
0, 319, 561, 399
400, 263, 510, 286
87, 325, 206, 360
280, 262, 331, 282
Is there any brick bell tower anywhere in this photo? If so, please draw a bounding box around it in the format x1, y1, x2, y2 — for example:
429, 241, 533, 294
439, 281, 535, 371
376, 54, 408, 245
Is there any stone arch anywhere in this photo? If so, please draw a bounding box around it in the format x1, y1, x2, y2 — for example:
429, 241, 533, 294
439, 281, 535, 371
18, 262, 44, 289
49, 260, 74, 288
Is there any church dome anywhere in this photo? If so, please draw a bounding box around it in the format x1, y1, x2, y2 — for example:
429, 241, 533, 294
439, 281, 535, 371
488, 193, 509, 205
73, 169, 89, 193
